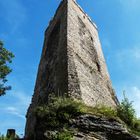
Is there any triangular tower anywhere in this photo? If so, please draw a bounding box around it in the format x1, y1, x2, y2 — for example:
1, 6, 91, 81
25, 0, 118, 138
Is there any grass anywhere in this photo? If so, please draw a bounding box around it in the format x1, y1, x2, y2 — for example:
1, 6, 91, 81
34, 97, 120, 139
80, 104, 118, 118
35, 97, 83, 129
116, 93, 140, 136
35, 97, 120, 123
34, 96, 140, 139
52, 129, 74, 140
128, 119, 140, 136
0, 135, 17, 140
34, 97, 82, 139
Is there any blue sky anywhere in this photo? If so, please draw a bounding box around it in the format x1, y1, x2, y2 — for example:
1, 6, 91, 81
0, 0, 140, 136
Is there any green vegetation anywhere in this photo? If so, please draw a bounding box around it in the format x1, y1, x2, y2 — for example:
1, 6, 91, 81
117, 92, 140, 136
35, 96, 81, 139
35, 96, 120, 139
52, 129, 74, 140
35, 97, 83, 129
0, 135, 17, 140
117, 92, 136, 126
80, 104, 118, 119
35, 94, 140, 139
0, 40, 14, 96
35, 96, 119, 124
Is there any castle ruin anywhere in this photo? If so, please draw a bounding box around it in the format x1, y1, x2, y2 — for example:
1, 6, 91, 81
25, 0, 118, 138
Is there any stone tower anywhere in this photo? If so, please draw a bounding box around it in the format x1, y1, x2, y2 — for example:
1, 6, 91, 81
25, 0, 118, 138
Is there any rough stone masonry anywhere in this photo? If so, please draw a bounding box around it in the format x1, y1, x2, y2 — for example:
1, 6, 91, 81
25, 0, 119, 138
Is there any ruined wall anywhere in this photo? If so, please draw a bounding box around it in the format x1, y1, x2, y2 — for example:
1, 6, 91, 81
67, 0, 117, 106
25, 0, 68, 137
25, 0, 118, 138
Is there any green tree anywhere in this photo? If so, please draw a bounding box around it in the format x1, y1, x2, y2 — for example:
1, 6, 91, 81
117, 91, 136, 126
0, 40, 14, 96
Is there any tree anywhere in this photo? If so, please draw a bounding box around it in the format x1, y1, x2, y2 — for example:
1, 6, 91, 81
117, 91, 136, 126
0, 40, 14, 96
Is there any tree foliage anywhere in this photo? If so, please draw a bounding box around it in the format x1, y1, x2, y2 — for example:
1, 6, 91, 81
0, 41, 14, 96
117, 91, 136, 126
0, 134, 18, 140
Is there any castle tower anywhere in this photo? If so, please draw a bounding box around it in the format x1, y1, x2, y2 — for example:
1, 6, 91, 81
25, 0, 118, 138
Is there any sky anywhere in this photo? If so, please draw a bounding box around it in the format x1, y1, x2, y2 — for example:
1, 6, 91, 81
0, 0, 140, 136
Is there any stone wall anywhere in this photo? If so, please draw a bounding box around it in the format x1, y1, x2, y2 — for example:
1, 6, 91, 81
25, 0, 118, 138
67, 0, 118, 106
25, 0, 68, 137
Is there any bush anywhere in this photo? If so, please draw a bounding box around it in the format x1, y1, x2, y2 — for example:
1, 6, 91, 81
35, 97, 83, 129
117, 92, 136, 126
53, 129, 73, 140
116, 92, 140, 136
34, 94, 140, 138
0, 135, 17, 140
133, 119, 140, 130
84, 105, 117, 118
35, 96, 118, 128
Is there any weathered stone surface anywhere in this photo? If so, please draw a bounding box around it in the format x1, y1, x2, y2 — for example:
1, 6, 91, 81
42, 114, 140, 140
71, 115, 140, 140
25, 0, 119, 138
67, 0, 118, 107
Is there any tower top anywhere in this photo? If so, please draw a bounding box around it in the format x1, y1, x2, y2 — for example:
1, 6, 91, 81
67, 0, 97, 29
46, 0, 97, 33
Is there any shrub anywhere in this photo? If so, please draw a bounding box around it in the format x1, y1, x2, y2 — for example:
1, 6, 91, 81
117, 92, 136, 126
130, 119, 140, 136
116, 92, 140, 136
133, 119, 140, 130
35, 97, 83, 129
79, 103, 118, 120
34, 94, 140, 138
35, 96, 119, 126
0, 135, 17, 140
87, 105, 117, 118
53, 129, 74, 140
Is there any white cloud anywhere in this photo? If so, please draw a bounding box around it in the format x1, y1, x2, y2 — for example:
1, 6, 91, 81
10, 90, 31, 106
0, 83, 32, 134
119, 0, 140, 11
102, 38, 111, 49
6, 107, 25, 119
102, 40, 140, 118
101, 36, 140, 62
0, 90, 31, 119
112, 46, 140, 66
132, 48, 140, 59
0, 0, 27, 34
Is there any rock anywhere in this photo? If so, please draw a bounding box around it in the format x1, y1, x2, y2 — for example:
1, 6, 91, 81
44, 130, 58, 139
70, 114, 140, 140
29, 114, 140, 140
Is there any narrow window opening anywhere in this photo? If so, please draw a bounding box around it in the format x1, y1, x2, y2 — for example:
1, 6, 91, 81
96, 62, 101, 72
